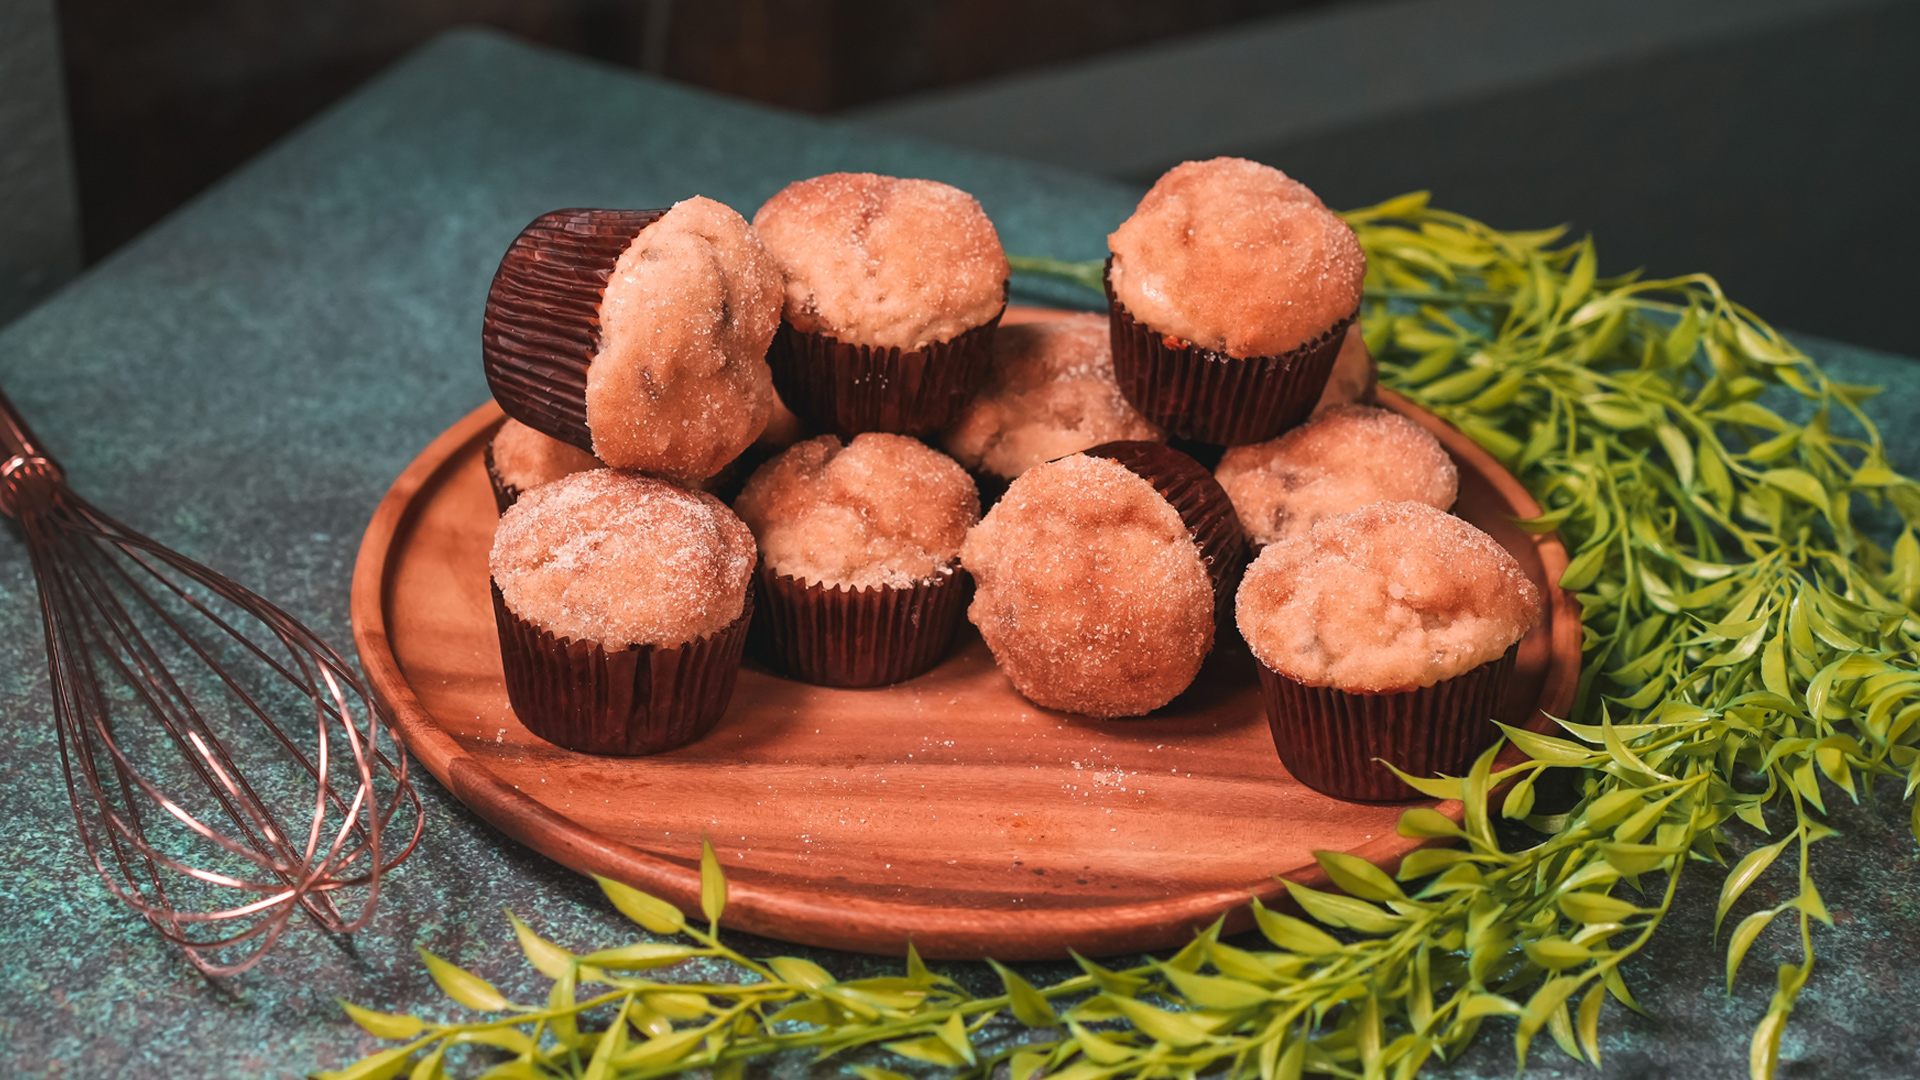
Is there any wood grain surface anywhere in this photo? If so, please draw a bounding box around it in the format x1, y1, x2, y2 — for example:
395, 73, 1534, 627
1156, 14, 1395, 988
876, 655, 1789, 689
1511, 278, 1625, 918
350, 308, 1582, 959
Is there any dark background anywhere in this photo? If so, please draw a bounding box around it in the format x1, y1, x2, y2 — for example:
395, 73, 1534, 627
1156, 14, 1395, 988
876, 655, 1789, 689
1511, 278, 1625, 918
56, 0, 1331, 261
37, 0, 1920, 356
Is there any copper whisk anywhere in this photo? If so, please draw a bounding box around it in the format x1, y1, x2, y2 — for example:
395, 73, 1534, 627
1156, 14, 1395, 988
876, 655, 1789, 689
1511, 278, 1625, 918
0, 386, 423, 976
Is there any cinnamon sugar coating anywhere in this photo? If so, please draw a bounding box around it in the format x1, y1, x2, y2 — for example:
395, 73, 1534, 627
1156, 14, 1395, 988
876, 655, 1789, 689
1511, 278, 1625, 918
491, 418, 601, 492
1215, 405, 1457, 547
753, 173, 1009, 352
734, 433, 979, 589
1108, 158, 1364, 359
960, 454, 1214, 718
1312, 325, 1377, 412
491, 470, 756, 649
1236, 501, 1540, 692
942, 314, 1164, 480
587, 196, 782, 482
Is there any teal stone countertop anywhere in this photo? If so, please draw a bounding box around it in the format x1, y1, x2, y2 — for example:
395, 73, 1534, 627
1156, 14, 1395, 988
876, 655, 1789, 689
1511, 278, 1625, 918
0, 28, 1915, 1080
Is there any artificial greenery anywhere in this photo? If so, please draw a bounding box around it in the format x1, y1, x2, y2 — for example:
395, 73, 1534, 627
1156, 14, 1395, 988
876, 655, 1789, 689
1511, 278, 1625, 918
326, 193, 1920, 1080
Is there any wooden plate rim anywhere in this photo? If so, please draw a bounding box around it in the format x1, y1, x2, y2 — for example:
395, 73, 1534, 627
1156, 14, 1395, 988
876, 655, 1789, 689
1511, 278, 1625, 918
350, 345, 1581, 959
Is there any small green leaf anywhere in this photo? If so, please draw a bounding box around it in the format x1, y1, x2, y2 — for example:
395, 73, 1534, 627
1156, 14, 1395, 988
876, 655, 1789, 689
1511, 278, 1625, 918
417, 948, 508, 1012
1068, 1021, 1134, 1066
595, 875, 686, 935
1716, 836, 1792, 935
1104, 996, 1212, 1048
1760, 468, 1829, 509
1314, 851, 1406, 902
767, 955, 834, 990
700, 837, 728, 927
1009, 1049, 1050, 1080
1284, 881, 1405, 935
505, 911, 573, 979
1726, 907, 1781, 991
935, 1013, 977, 1064
578, 943, 703, 970
1577, 983, 1604, 1065
339, 1000, 424, 1041
1250, 898, 1343, 954
316, 1046, 415, 1080
988, 960, 1060, 1027
1396, 807, 1463, 838
1558, 891, 1640, 925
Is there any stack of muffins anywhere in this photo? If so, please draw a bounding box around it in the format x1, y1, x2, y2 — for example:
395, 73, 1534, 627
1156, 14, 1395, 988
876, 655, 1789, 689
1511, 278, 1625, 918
476, 157, 1541, 803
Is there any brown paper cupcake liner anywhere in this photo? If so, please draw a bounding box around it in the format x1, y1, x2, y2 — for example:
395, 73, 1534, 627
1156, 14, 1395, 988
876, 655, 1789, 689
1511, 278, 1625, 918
766, 296, 1005, 438
752, 564, 970, 688
481, 208, 667, 454
1257, 644, 1519, 802
492, 581, 752, 756
482, 442, 522, 515
1105, 261, 1352, 446
1083, 440, 1250, 618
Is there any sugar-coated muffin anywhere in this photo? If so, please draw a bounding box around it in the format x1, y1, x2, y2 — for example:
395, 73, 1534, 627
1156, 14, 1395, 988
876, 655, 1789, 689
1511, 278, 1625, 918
735, 433, 979, 686
489, 470, 758, 755
1236, 501, 1538, 693
1235, 501, 1540, 800
1108, 158, 1363, 360
486, 418, 602, 513
960, 453, 1216, 718
942, 314, 1164, 485
736, 434, 979, 589
1214, 405, 1457, 547
482, 198, 782, 486
586, 197, 783, 480
753, 173, 1009, 437
1104, 158, 1367, 446
1312, 326, 1377, 413
754, 173, 1008, 352
492, 470, 756, 650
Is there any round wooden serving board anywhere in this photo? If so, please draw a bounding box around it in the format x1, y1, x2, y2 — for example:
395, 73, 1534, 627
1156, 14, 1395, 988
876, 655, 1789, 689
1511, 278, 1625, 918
350, 307, 1581, 960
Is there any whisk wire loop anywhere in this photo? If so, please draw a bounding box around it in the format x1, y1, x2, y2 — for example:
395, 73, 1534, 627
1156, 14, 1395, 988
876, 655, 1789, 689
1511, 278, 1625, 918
0, 390, 423, 976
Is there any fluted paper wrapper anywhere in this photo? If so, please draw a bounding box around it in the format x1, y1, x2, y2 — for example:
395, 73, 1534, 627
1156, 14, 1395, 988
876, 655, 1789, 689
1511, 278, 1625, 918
753, 565, 970, 688
766, 305, 1003, 438
482, 442, 521, 515
493, 582, 751, 756
1083, 441, 1250, 619
481, 208, 667, 454
1106, 264, 1351, 446
1258, 645, 1519, 802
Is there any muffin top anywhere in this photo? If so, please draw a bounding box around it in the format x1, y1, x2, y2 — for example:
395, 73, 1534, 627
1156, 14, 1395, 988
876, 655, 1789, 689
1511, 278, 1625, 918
1107, 158, 1365, 359
491, 470, 757, 649
587, 196, 783, 482
1215, 404, 1457, 547
1312, 325, 1377, 413
960, 454, 1214, 718
491, 418, 602, 493
734, 433, 979, 589
753, 173, 1009, 352
1236, 501, 1539, 692
943, 314, 1164, 480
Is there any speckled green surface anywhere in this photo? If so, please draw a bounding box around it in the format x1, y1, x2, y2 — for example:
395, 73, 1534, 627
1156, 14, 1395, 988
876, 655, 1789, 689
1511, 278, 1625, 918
0, 28, 1915, 1080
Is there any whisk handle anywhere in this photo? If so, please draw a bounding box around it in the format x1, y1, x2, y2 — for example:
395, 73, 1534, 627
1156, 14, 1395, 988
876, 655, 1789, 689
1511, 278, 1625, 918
0, 386, 65, 517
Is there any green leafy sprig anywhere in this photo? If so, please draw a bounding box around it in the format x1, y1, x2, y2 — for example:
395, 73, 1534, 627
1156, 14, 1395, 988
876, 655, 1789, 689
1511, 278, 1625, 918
329, 193, 1920, 1080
